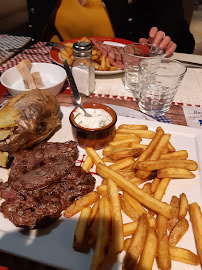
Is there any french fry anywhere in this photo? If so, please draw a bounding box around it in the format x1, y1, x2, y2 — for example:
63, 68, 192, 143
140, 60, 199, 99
129, 143, 147, 149
109, 157, 135, 171
90, 197, 111, 270
125, 240, 200, 266
167, 142, 176, 152
107, 178, 124, 254
128, 177, 147, 186
160, 150, 188, 160
168, 218, 189, 246
60, 48, 71, 58
88, 198, 100, 227
151, 177, 160, 194
142, 182, 152, 195
123, 218, 156, 237
157, 168, 195, 179
112, 133, 141, 142
179, 193, 189, 220
101, 55, 106, 71
124, 238, 131, 251
110, 66, 118, 71
136, 134, 171, 179
153, 178, 170, 200
167, 196, 180, 232
109, 146, 135, 153
64, 42, 74, 48
189, 202, 202, 266
109, 138, 142, 147
116, 129, 156, 138
94, 62, 100, 70
106, 148, 143, 161
97, 185, 108, 197
97, 184, 121, 196
157, 214, 171, 270
133, 128, 164, 169
73, 207, 91, 252
82, 155, 93, 172
123, 192, 151, 218
105, 57, 111, 70
169, 246, 200, 266
85, 147, 105, 165
136, 159, 198, 171
117, 170, 136, 179
86, 210, 99, 247
119, 194, 140, 221
118, 124, 148, 130
102, 156, 114, 163
96, 163, 172, 219
64, 191, 99, 218
102, 146, 113, 156
137, 228, 157, 270
149, 178, 171, 216
123, 214, 149, 269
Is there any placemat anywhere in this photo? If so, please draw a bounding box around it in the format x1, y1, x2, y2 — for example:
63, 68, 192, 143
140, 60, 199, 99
0, 42, 201, 108
0, 35, 31, 65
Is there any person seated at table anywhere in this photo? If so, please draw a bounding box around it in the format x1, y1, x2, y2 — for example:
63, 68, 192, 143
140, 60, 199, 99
28, 0, 191, 55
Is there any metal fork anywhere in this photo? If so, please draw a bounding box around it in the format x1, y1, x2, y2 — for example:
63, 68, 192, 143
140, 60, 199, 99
62, 59, 91, 117
7, 42, 66, 52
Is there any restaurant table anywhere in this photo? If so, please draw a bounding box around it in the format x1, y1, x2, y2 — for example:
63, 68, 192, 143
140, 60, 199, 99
0, 39, 202, 270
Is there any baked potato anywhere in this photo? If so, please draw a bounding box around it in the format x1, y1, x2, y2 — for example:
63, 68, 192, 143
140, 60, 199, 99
0, 89, 61, 167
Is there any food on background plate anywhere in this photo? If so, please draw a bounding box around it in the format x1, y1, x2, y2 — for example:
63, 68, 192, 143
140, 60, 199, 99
62, 123, 201, 269
60, 36, 124, 71
0, 141, 95, 229
0, 89, 61, 167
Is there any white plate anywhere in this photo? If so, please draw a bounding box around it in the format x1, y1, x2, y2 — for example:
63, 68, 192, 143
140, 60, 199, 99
0, 106, 202, 270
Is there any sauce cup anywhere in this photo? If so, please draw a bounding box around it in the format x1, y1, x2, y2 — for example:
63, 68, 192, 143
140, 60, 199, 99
69, 103, 117, 150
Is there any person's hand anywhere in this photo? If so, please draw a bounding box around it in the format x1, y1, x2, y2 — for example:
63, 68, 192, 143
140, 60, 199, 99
139, 27, 177, 56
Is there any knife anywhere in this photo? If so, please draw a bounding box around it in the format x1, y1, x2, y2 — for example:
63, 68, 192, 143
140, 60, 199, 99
173, 59, 202, 68
8, 42, 66, 52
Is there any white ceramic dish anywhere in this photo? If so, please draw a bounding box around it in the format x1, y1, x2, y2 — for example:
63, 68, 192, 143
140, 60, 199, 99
0, 62, 67, 96
0, 106, 201, 270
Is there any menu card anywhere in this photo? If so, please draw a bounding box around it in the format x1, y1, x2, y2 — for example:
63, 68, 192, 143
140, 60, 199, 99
183, 106, 202, 129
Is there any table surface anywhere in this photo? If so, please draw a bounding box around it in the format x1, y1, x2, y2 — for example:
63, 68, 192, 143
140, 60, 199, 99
0, 37, 201, 270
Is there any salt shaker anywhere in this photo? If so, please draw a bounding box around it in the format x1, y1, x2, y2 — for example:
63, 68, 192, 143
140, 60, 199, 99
71, 41, 95, 96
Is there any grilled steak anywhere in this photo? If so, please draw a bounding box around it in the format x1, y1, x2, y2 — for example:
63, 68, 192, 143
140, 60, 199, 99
0, 141, 95, 229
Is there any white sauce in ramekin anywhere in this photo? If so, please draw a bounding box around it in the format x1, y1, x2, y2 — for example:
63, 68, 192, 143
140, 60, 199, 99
73, 108, 112, 129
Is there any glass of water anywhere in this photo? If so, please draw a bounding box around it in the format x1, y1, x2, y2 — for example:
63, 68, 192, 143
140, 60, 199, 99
123, 43, 164, 98
138, 58, 187, 117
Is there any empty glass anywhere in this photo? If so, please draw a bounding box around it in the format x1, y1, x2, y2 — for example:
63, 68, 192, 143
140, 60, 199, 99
138, 58, 187, 117
123, 43, 164, 98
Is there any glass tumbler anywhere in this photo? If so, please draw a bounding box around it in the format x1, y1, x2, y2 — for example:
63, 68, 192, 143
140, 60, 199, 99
138, 58, 187, 117
123, 43, 164, 98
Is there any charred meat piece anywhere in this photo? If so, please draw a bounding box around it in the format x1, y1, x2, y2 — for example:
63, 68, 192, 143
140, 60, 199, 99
0, 141, 95, 229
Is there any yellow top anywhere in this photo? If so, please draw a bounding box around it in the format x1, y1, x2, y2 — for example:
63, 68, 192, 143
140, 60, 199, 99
51, 0, 115, 42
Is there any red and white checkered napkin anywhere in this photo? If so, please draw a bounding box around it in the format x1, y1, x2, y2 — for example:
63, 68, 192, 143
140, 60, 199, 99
0, 42, 51, 73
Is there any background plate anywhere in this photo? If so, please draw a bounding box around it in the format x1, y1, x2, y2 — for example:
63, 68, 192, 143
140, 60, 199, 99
50, 37, 134, 75
0, 106, 202, 270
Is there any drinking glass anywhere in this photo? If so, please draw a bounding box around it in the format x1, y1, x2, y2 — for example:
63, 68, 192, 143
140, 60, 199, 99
123, 43, 164, 97
138, 58, 187, 117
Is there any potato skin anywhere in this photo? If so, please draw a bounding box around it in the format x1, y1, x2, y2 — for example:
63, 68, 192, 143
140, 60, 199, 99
0, 89, 61, 156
